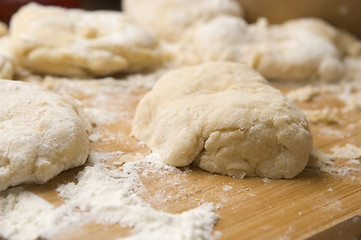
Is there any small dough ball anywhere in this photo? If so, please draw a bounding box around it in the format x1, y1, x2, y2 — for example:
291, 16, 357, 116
0, 37, 15, 79
0, 80, 91, 191
123, 0, 243, 42
0, 55, 14, 79
132, 62, 312, 179
10, 3, 160, 78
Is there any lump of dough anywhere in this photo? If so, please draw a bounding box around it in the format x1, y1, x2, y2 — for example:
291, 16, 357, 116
0, 80, 91, 191
189, 17, 349, 82
132, 62, 313, 179
0, 55, 14, 79
122, 0, 243, 42
9, 3, 160, 78
0, 37, 15, 79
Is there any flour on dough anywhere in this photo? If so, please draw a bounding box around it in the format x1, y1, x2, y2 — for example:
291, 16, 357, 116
185, 17, 361, 82
10, 3, 160, 78
0, 37, 15, 79
122, 0, 243, 42
132, 62, 313, 179
0, 80, 91, 191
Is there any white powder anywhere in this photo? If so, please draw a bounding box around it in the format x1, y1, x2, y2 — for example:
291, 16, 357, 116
1, 153, 218, 240
0, 188, 83, 240
222, 185, 233, 191
58, 156, 219, 240
329, 144, 361, 161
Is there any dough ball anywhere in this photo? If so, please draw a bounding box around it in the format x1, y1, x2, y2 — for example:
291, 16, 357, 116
0, 37, 15, 79
123, 0, 243, 42
0, 80, 91, 191
132, 62, 312, 179
189, 17, 348, 82
246, 18, 345, 82
9, 3, 160, 78
190, 15, 248, 63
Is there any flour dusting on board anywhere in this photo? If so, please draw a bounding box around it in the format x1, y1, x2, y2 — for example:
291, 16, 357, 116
0, 153, 218, 240
0, 188, 84, 240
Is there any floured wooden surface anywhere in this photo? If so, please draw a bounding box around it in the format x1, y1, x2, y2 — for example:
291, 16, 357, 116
12, 75, 361, 240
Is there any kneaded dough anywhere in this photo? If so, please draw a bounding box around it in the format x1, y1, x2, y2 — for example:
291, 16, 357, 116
123, 0, 243, 42
0, 80, 91, 191
0, 37, 15, 79
189, 17, 354, 82
10, 3, 160, 78
132, 62, 313, 179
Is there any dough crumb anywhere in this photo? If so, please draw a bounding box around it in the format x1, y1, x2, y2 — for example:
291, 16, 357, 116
303, 108, 338, 124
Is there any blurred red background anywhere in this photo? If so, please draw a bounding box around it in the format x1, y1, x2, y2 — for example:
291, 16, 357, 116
0, 0, 83, 23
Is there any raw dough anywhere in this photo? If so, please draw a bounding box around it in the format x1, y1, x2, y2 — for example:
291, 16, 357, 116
10, 3, 160, 78
122, 0, 243, 42
0, 37, 15, 79
188, 17, 359, 82
0, 80, 91, 191
132, 62, 313, 179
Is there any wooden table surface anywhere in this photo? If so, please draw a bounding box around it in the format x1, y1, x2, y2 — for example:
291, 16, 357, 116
17, 77, 361, 240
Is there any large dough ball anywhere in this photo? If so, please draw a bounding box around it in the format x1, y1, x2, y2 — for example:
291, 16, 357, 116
132, 62, 312, 179
0, 80, 91, 191
9, 3, 160, 78
123, 0, 243, 42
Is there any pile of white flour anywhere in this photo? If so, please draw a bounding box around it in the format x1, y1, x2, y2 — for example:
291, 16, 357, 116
0, 153, 219, 240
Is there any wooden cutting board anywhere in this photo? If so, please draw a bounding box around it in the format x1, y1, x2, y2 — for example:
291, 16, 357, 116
19, 78, 361, 240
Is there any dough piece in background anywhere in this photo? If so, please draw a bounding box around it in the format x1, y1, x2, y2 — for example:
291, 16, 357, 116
10, 3, 160, 78
0, 80, 91, 192
122, 0, 243, 42
244, 18, 349, 82
0, 21, 8, 36
0, 36, 15, 79
190, 17, 350, 82
132, 62, 313, 179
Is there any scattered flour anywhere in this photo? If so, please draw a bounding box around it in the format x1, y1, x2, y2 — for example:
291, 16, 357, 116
286, 84, 339, 103
0, 188, 83, 240
286, 85, 322, 102
329, 144, 361, 161
0, 153, 219, 240
222, 185, 233, 191
307, 148, 338, 173
307, 147, 361, 175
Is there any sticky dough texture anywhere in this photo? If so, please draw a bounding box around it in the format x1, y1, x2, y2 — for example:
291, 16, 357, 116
10, 3, 160, 77
122, 0, 243, 42
132, 62, 313, 179
0, 80, 91, 191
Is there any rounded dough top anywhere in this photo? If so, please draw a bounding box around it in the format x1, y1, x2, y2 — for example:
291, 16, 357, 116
123, 0, 243, 42
132, 62, 313, 179
187, 17, 361, 82
9, 3, 160, 77
0, 80, 91, 191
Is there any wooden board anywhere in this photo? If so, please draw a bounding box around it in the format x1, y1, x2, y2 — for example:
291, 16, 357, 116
13, 79, 361, 240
